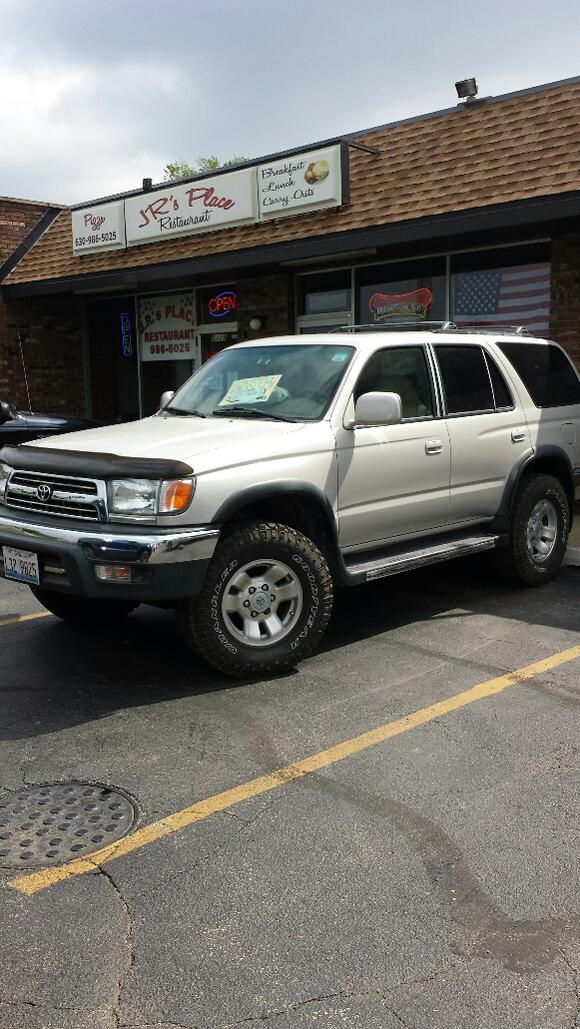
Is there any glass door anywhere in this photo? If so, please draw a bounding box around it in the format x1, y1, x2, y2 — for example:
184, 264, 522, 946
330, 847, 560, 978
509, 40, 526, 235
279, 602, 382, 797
197, 326, 239, 365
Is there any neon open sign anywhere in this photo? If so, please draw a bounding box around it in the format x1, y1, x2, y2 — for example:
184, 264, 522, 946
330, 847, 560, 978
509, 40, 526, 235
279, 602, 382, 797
208, 290, 238, 318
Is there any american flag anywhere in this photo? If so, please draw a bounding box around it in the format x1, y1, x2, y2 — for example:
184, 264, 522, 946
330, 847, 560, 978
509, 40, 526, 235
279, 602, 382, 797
452, 262, 550, 335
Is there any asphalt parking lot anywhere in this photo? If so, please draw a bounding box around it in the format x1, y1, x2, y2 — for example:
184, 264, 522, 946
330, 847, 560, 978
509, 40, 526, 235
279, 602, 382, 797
0, 558, 579, 1029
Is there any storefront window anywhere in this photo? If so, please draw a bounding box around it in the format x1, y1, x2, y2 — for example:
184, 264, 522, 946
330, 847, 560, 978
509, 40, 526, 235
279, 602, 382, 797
86, 298, 140, 423
298, 270, 351, 316
450, 244, 551, 335
138, 292, 195, 415
199, 285, 238, 325
357, 258, 446, 326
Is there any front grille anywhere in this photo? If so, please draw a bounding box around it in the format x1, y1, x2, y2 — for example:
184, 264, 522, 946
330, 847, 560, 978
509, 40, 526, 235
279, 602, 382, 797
5, 470, 104, 522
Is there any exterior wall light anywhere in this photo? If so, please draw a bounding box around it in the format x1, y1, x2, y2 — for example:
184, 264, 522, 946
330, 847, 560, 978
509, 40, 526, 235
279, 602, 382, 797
455, 78, 478, 101
249, 317, 263, 331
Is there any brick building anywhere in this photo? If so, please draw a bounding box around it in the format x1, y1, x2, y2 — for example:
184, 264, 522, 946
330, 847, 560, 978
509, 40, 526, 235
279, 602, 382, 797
2, 75, 580, 421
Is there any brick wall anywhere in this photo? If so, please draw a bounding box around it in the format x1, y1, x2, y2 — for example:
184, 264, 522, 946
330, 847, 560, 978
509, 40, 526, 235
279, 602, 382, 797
0, 198, 85, 415
237, 270, 294, 340
0, 197, 49, 266
550, 234, 580, 367
0, 296, 84, 415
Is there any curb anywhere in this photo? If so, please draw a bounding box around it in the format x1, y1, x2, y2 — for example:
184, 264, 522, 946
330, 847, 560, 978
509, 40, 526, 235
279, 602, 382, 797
564, 546, 580, 567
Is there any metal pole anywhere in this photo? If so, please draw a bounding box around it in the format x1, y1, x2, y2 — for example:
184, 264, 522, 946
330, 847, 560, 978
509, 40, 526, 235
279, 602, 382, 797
17, 328, 32, 411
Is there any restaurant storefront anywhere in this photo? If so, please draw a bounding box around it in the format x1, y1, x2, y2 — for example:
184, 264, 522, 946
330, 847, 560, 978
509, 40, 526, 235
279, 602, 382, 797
1, 75, 580, 421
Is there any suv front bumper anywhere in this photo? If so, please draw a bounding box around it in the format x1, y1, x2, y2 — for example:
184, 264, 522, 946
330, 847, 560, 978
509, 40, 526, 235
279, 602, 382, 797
0, 511, 219, 602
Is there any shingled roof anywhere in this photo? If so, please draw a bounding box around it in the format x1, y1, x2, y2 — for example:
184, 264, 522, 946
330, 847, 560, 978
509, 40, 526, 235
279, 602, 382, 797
5, 77, 580, 288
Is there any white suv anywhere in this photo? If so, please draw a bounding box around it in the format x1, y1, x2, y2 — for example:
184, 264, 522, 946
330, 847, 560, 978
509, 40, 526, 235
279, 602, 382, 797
1, 326, 579, 677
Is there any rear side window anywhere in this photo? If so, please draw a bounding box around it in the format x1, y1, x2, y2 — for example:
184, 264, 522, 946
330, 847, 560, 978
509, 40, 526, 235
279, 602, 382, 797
435, 345, 493, 415
485, 353, 513, 409
499, 342, 580, 407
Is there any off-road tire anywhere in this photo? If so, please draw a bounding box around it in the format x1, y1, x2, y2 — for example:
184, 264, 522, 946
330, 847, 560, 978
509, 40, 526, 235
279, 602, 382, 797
495, 472, 569, 586
30, 587, 138, 625
178, 521, 334, 678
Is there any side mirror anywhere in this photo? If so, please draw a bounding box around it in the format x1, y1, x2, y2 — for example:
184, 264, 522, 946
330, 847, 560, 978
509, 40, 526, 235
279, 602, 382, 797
159, 390, 175, 410
0, 401, 13, 425
354, 391, 402, 427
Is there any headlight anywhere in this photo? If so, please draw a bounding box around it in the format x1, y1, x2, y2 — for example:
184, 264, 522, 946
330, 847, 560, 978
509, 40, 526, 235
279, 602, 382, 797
0, 462, 12, 503
109, 478, 158, 515
108, 478, 195, 517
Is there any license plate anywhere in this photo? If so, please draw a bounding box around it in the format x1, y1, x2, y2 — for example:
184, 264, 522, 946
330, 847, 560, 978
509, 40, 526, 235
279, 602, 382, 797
2, 547, 40, 585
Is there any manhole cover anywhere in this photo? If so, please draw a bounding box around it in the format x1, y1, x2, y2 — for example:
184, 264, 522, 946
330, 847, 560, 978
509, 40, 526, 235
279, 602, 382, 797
0, 783, 138, 868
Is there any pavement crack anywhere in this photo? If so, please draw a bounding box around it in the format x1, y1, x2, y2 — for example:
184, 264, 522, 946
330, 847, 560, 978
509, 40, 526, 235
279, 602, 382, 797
555, 940, 580, 1028
0, 994, 110, 1015
98, 864, 135, 1028
378, 1000, 414, 1029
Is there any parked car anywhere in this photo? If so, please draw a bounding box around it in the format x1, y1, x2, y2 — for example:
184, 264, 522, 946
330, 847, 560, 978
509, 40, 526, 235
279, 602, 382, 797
0, 326, 579, 678
0, 401, 98, 446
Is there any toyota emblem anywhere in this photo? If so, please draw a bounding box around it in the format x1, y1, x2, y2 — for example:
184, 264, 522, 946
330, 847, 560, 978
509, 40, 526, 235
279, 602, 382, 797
36, 484, 52, 502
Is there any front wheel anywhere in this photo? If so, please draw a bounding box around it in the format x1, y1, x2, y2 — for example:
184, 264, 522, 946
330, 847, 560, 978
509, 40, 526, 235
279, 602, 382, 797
494, 473, 570, 586
178, 521, 334, 677
30, 587, 138, 625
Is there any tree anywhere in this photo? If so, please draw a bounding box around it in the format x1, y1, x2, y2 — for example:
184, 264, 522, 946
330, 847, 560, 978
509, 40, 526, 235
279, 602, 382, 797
163, 155, 248, 181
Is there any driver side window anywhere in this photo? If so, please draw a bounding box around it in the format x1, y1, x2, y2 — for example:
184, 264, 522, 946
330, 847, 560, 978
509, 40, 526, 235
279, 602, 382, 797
354, 346, 435, 420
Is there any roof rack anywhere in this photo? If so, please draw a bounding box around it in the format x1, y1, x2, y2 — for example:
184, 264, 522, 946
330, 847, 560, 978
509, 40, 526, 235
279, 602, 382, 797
330, 321, 530, 336
330, 321, 452, 333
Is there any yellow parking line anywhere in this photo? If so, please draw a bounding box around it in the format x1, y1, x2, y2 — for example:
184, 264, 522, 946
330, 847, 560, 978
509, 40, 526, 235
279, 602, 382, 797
0, 612, 51, 629
10, 643, 580, 896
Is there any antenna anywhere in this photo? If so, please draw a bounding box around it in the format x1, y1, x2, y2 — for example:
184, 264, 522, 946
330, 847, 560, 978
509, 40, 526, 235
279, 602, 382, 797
17, 328, 32, 411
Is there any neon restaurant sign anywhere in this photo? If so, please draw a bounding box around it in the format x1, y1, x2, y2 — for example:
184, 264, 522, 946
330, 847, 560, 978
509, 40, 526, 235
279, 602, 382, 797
369, 288, 433, 323
208, 290, 238, 318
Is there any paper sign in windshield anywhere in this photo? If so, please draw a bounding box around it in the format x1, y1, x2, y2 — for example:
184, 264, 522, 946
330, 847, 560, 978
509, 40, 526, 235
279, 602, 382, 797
219, 374, 282, 406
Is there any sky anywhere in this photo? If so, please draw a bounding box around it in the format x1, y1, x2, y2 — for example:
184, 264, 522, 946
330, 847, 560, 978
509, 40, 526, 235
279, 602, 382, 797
2, 0, 580, 205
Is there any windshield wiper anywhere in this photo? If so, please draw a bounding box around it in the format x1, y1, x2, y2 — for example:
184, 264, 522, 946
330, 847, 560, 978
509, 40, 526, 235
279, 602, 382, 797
210, 406, 297, 422
164, 406, 207, 418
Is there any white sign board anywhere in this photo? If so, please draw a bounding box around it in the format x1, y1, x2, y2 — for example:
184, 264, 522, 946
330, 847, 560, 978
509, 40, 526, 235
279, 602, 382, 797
138, 293, 195, 362
125, 169, 257, 247
72, 201, 126, 253
257, 145, 343, 220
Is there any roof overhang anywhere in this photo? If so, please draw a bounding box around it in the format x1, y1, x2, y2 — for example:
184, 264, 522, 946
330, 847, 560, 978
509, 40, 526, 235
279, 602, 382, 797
3, 191, 580, 299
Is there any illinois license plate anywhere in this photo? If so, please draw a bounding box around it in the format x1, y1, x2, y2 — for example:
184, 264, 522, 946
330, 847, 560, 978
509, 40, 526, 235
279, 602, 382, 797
2, 547, 40, 585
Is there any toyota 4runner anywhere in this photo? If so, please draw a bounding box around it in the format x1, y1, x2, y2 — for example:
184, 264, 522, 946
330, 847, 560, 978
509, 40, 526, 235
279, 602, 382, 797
1, 326, 579, 678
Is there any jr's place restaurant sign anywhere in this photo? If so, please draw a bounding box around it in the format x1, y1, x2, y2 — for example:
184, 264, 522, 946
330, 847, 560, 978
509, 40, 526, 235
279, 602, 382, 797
71, 144, 347, 254
138, 293, 195, 363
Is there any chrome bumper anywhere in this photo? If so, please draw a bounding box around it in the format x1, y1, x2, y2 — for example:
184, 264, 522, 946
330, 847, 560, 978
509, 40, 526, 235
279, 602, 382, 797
0, 511, 220, 566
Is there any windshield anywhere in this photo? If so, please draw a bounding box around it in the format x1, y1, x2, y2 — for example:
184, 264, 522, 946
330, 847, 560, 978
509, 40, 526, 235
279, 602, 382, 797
165, 343, 355, 421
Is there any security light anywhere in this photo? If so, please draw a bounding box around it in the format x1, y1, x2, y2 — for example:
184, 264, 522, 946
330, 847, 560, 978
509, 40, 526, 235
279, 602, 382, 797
455, 78, 478, 100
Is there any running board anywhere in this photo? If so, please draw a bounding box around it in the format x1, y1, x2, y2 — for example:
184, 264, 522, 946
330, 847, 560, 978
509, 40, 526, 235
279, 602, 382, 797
342, 533, 502, 584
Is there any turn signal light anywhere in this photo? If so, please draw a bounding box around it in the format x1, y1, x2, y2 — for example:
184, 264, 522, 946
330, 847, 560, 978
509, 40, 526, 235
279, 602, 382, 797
95, 564, 132, 583
159, 478, 194, 513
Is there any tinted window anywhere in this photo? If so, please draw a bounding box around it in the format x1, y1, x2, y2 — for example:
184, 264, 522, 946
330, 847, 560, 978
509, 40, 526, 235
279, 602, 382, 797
450, 244, 551, 337
357, 257, 446, 326
298, 271, 351, 316
485, 353, 513, 409
499, 343, 580, 408
355, 347, 434, 419
435, 346, 494, 415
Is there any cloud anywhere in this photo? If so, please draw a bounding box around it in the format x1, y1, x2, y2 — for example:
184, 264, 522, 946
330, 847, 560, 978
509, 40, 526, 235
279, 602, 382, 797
1, 0, 580, 203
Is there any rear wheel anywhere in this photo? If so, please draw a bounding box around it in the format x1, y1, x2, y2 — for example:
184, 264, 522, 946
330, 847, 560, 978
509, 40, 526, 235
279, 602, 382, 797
495, 473, 570, 586
178, 521, 334, 677
30, 587, 138, 625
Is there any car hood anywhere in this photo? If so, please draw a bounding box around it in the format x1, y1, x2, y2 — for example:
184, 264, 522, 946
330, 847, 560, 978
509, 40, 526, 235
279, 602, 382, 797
27, 414, 313, 473
16, 411, 98, 431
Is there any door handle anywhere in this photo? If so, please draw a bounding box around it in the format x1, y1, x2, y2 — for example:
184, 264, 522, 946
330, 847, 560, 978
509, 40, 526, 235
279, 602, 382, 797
511, 429, 526, 443
425, 440, 443, 455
